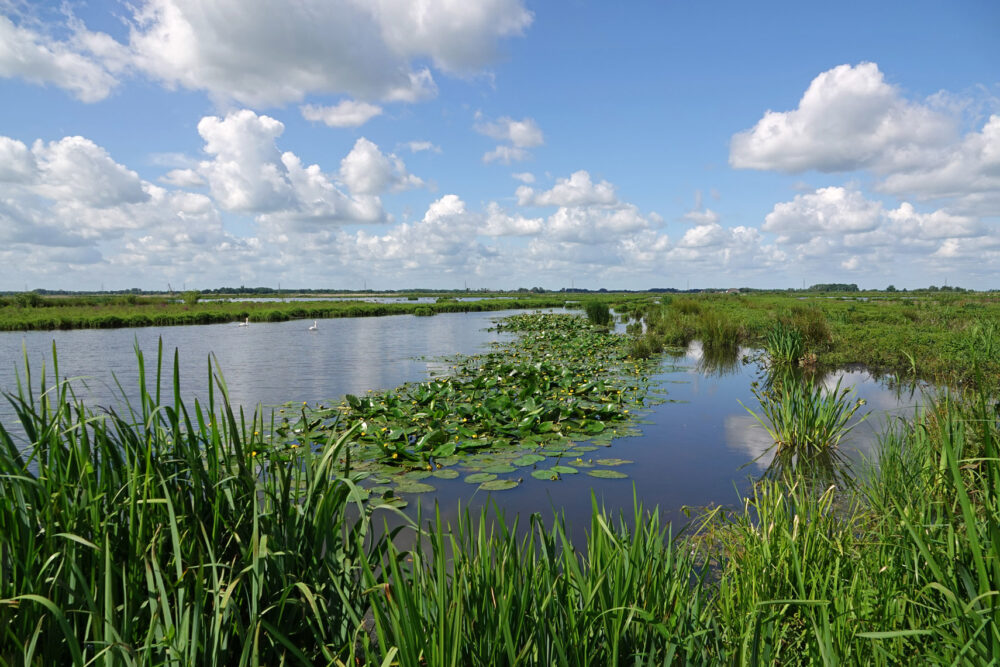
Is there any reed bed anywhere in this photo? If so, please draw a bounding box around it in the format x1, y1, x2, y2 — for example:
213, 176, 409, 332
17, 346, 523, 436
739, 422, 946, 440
0, 344, 386, 665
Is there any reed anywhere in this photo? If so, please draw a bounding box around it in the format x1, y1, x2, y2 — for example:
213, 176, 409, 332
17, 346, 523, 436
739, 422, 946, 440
363, 497, 718, 665
583, 301, 612, 326
742, 377, 868, 456
764, 321, 804, 364
0, 343, 385, 665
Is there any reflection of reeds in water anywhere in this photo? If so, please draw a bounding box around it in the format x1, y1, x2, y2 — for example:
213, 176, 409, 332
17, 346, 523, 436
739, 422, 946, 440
696, 343, 742, 377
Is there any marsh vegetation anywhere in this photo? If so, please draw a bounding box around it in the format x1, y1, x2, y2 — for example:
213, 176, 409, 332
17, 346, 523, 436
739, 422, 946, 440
1, 291, 998, 664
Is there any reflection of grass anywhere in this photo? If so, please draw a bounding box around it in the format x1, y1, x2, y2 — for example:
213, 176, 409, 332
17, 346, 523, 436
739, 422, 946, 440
697, 344, 742, 377
742, 377, 868, 456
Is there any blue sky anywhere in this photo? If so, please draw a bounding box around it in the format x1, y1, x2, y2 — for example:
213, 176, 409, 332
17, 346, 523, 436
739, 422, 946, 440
1, 0, 998, 291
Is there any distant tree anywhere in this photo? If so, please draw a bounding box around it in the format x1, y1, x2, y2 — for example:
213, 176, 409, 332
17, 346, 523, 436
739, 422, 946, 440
15, 291, 43, 308
808, 283, 859, 292
886, 285, 897, 292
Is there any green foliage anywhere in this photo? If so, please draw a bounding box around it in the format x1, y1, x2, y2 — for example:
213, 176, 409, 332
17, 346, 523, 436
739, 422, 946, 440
765, 321, 804, 364
363, 499, 717, 665
413, 306, 435, 316
0, 344, 384, 664
672, 297, 702, 315
0, 295, 569, 331
743, 376, 868, 456
698, 310, 742, 351
14, 291, 43, 308
807, 283, 859, 292
181, 289, 201, 305
584, 300, 612, 326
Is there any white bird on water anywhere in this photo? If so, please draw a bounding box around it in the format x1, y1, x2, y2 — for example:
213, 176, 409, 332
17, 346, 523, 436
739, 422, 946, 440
237, 317, 249, 327
308, 320, 318, 331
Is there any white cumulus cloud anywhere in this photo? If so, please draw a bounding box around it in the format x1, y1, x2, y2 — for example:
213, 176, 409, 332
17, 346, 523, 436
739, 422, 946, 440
730, 62, 954, 173
516, 170, 616, 207
301, 100, 383, 128
339, 137, 424, 195
0, 14, 122, 102
126, 0, 530, 106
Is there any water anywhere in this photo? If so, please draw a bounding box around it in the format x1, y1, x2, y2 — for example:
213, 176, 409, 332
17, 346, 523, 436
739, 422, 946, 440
0, 314, 921, 540
405, 342, 922, 542
0, 310, 519, 423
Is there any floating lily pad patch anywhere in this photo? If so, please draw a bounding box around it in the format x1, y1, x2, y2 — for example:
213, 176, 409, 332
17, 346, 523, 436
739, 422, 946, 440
394, 479, 434, 494
464, 473, 497, 484
587, 469, 628, 479
480, 479, 521, 491
432, 469, 460, 479
512, 453, 546, 466
594, 458, 633, 467
549, 465, 578, 475
531, 469, 560, 481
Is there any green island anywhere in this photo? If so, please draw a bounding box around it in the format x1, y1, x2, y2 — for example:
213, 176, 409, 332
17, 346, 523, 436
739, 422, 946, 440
1, 291, 999, 664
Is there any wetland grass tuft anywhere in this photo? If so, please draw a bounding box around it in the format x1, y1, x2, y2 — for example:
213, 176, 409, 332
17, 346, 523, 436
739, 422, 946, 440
584, 300, 612, 326
743, 376, 867, 456
765, 321, 805, 364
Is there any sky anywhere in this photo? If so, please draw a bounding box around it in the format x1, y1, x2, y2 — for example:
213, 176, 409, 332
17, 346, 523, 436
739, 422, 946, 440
1, 1, 998, 291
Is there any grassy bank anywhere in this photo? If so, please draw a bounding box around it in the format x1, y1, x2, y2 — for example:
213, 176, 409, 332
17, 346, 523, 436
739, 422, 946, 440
0, 295, 569, 331
2, 314, 999, 663
616, 292, 1000, 384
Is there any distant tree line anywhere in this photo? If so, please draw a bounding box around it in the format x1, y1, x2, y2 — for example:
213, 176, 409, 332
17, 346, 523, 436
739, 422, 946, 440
807, 283, 860, 292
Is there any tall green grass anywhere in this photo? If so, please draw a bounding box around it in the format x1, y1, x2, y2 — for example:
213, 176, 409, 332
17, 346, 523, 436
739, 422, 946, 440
764, 322, 804, 365
363, 498, 719, 665
0, 344, 386, 665
2, 340, 999, 664
742, 376, 868, 457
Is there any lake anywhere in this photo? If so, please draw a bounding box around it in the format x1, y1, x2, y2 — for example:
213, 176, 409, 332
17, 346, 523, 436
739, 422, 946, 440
0, 311, 921, 538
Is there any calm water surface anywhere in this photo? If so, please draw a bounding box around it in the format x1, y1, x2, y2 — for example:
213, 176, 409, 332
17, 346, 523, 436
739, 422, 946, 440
0, 313, 921, 538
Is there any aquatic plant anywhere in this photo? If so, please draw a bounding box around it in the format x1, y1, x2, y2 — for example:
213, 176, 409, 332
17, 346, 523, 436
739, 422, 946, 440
0, 344, 385, 664
743, 377, 868, 456
698, 311, 741, 351
765, 321, 804, 364
584, 300, 612, 326
363, 498, 717, 665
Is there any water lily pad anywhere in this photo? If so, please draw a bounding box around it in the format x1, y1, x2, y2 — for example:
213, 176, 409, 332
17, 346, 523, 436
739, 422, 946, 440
403, 470, 432, 480
464, 473, 497, 484
395, 480, 435, 494
480, 479, 520, 491
512, 453, 546, 466
594, 458, 632, 467
347, 487, 370, 501
572, 445, 599, 452
531, 469, 560, 481
550, 465, 578, 475
483, 464, 516, 474
432, 469, 460, 479
370, 485, 392, 495
587, 469, 628, 479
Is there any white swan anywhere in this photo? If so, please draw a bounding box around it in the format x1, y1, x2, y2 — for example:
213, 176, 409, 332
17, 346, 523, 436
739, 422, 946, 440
237, 317, 249, 327
308, 320, 318, 331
